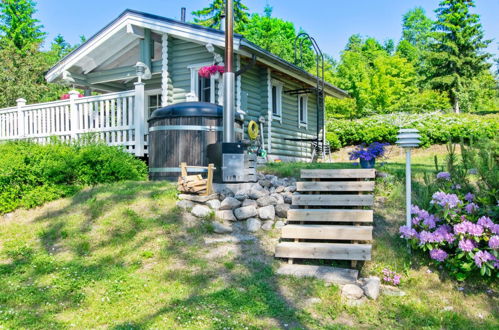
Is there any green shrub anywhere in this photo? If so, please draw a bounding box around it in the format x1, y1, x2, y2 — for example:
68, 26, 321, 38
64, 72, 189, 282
326, 112, 499, 150
0, 141, 148, 214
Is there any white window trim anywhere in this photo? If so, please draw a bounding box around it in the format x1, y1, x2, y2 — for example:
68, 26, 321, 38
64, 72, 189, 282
298, 94, 308, 129
271, 79, 283, 122
187, 62, 216, 103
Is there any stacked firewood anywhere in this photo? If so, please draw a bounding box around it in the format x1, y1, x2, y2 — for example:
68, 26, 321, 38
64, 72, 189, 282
177, 174, 209, 194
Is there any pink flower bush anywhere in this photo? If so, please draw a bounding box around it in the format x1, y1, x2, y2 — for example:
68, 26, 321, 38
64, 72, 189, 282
198, 65, 225, 78
382, 268, 401, 286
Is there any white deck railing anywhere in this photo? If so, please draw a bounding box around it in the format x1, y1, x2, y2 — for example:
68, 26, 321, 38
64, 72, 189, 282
0, 85, 148, 156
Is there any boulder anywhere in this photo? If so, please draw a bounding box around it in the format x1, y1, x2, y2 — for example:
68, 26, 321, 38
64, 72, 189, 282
275, 186, 286, 193
258, 205, 275, 220
234, 190, 249, 201
341, 284, 364, 300
282, 192, 293, 204
258, 179, 272, 188
220, 197, 242, 210
248, 188, 268, 200
234, 205, 258, 220
271, 193, 285, 205
246, 218, 262, 232
275, 203, 290, 218
242, 199, 258, 207
218, 187, 234, 201
206, 199, 221, 210
176, 199, 194, 211
261, 220, 274, 231
215, 210, 236, 222
191, 205, 212, 218
362, 277, 381, 300
213, 221, 233, 234
274, 220, 285, 229
285, 186, 297, 193
256, 196, 277, 207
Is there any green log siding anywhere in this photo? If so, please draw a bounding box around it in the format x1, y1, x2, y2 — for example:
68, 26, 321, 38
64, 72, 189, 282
240, 61, 268, 142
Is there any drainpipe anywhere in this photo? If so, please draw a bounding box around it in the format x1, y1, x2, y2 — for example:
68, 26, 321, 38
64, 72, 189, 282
223, 0, 235, 143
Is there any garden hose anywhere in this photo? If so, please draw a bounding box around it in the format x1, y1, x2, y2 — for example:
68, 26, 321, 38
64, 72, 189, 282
248, 120, 259, 140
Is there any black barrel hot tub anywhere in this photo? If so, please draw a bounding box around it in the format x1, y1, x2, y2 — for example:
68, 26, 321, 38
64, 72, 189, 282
148, 102, 242, 180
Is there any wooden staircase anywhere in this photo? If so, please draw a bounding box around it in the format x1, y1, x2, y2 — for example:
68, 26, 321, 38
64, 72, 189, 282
275, 169, 375, 267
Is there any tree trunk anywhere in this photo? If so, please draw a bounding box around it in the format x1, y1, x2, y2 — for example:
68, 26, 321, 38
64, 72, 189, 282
453, 98, 460, 114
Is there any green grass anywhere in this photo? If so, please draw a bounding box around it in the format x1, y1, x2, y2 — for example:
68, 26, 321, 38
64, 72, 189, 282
0, 149, 498, 329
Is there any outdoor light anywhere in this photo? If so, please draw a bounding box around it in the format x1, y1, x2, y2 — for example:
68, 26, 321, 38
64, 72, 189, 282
135, 62, 151, 83
396, 128, 421, 230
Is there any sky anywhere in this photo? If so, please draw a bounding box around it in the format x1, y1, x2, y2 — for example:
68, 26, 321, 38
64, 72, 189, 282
36, 0, 499, 61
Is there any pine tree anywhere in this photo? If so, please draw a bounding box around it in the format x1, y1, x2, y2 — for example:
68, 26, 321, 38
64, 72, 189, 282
0, 0, 45, 51
428, 0, 492, 113
191, 0, 249, 33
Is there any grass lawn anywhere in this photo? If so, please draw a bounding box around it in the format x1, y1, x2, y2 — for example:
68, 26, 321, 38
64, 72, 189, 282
0, 146, 498, 329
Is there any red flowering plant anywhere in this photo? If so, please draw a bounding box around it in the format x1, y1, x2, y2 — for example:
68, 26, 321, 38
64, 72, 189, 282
60, 93, 83, 100
198, 65, 224, 78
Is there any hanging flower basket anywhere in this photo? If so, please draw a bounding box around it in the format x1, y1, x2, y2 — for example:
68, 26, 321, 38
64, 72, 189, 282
198, 65, 225, 78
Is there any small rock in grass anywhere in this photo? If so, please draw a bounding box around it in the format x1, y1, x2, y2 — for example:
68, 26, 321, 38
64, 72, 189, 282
341, 284, 364, 300
176, 199, 194, 211
242, 199, 258, 207
381, 284, 406, 296
274, 220, 285, 229
246, 218, 262, 232
206, 199, 221, 210
305, 297, 322, 306
215, 210, 236, 222
256, 196, 277, 207
234, 205, 258, 220
362, 276, 381, 300
261, 220, 274, 231
213, 221, 233, 234
258, 205, 275, 220
191, 204, 211, 218
346, 297, 368, 306
220, 197, 242, 210
275, 203, 290, 218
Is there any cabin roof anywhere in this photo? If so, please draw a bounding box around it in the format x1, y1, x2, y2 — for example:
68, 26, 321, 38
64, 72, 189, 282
46, 9, 347, 98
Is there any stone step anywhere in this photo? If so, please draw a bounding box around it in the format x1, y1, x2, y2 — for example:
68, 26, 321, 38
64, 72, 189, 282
276, 263, 358, 285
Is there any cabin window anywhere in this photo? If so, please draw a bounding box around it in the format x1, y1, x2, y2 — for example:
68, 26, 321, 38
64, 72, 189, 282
271, 80, 283, 120
146, 90, 162, 117
298, 95, 308, 128
189, 63, 216, 103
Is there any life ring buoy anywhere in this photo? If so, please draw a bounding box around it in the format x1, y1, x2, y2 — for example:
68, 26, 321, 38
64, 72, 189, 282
248, 120, 259, 140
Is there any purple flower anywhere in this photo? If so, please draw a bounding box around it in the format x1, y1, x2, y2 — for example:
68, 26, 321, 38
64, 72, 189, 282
458, 239, 476, 252
464, 192, 474, 202
492, 224, 499, 235
419, 231, 433, 245
430, 249, 448, 262
434, 225, 455, 243
464, 203, 479, 214
436, 172, 451, 181
431, 192, 462, 209
399, 225, 418, 239
468, 223, 484, 237
489, 236, 499, 249
474, 250, 494, 268
393, 274, 401, 285
453, 221, 483, 237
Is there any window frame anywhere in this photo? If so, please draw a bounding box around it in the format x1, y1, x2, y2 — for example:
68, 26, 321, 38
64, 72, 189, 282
298, 94, 308, 129
270, 79, 283, 121
188, 62, 216, 103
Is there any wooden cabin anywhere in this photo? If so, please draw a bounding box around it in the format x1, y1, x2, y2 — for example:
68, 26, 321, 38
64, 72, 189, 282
0, 9, 347, 161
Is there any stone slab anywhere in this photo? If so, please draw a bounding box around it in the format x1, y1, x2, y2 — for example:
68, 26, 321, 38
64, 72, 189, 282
179, 193, 218, 203
203, 234, 256, 245
276, 264, 358, 285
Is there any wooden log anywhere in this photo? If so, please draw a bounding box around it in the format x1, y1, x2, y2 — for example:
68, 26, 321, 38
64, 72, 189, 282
275, 242, 371, 261
281, 225, 372, 241
296, 181, 375, 192
287, 209, 373, 222
292, 194, 374, 207
301, 169, 375, 179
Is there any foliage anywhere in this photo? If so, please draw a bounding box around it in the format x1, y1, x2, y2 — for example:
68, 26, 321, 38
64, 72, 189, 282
191, 0, 249, 33
326, 112, 498, 150
427, 0, 492, 113
0, 140, 147, 214
0, 0, 44, 51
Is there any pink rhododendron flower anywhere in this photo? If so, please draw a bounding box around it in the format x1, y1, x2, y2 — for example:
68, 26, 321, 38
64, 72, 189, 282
489, 236, 499, 249
430, 249, 448, 262
474, 250, 494, 268
458, 239, 476, 252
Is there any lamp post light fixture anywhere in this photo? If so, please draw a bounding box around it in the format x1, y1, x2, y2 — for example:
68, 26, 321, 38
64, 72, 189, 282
396, 128, 421, 230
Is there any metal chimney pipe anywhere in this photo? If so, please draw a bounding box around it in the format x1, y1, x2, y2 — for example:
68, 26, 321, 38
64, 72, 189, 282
180, 7, 186, 22
223, 0, 235, 142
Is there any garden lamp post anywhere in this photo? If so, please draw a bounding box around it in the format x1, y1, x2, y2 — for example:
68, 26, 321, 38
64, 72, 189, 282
396, 129, 421, 229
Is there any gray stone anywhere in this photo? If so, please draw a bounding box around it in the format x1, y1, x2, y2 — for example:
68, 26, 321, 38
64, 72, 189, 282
256, 196, 277, 207
248, 188, 268, 200
191, 204, 212, 218
285, 185, 297, 193
234, 205, 258, 220
258, 179, 272, 188
206, 199, 221, 210
179, 193, 219, 203
381, 285, 406, 297
218, 187, 234, 201
275, 203, 290, 218
246, 218, 262, 232
204, 234, 255, 244
275, 186, 286, 193
220, 197, 242, 210
176, 199, 194, 211
269, 187, 276, 194
346, 297, 368, 306
212, 221, 233, 234
271, 193, 285, 205
274, 220, 285, 229
276, 264, 358, 285
282, 192, 293, 204
242, 199, 258, 207
215, 210, 236, 222
234, 190, 249, 201
261, 220, 274, 231
362, 276, 381, 300
258, 205, 275, 220
341, 284, 364, 300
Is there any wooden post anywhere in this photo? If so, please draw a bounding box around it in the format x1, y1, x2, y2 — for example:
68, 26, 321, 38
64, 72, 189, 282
16, 98, 26, 138
69, 90, 80, 141
134, 82, 145, 156
205, 163, 214, 196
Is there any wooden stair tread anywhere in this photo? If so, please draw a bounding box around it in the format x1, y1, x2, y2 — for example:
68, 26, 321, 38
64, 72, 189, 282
275, 242, 371, 261
281, 224, 372, 241
301, 169, 375, 179
292, 194, 374, 206
296, 181, 374, 192
287, 209, 373, 222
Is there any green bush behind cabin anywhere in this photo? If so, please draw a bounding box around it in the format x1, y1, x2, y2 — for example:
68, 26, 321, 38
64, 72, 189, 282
0, 141, 148, 214
326, 112, 499, 150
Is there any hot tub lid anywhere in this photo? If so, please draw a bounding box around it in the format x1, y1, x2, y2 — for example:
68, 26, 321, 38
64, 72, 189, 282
148, 102, 223, 122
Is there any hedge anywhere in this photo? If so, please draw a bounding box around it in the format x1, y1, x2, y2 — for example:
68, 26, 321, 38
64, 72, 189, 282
0, 141, 148, 214
326, 112, 499, 150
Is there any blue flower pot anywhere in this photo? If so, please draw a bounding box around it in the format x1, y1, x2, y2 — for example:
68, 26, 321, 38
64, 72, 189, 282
360, 158, 376, 169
